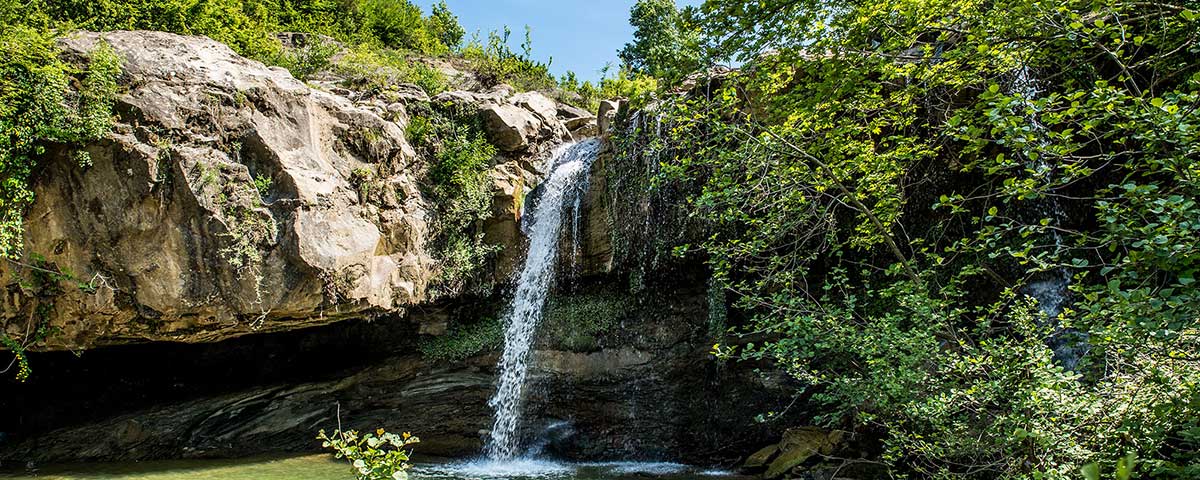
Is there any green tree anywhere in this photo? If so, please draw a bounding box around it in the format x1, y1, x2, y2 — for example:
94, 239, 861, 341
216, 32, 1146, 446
427, 0, 464, 52
618, 0, 702, 82
359, 0, 439, 53
618, 0, 1200, 477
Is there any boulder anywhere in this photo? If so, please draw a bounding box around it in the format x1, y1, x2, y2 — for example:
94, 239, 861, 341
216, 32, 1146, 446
761, 427, 846, 479
597, 99, 621, 135
387, 83, 431, 104
481, 103, 541, 151
484, 162, 529, 278
511, 91, 559, 123
0, 31, 435, 350
744, 443, 780, 469
557, 103, 596, 130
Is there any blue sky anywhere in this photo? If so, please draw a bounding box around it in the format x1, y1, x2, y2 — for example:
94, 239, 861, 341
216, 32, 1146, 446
413, 0, 702, 83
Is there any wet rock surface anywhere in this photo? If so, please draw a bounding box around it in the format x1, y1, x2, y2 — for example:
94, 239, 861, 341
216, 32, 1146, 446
0, 279, 791, 466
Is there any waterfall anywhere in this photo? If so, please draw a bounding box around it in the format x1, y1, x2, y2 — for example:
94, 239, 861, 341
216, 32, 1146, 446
1011, 67, 1088, 368
485, 139, 602, 460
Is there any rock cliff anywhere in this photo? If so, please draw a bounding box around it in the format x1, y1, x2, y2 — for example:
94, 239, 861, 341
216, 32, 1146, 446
0, 31, 596, 351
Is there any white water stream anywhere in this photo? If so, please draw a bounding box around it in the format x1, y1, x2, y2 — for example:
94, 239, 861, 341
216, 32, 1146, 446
485, 139, 602, 460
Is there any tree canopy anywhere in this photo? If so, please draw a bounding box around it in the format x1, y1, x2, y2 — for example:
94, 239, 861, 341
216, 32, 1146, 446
613, 0, 1200, 477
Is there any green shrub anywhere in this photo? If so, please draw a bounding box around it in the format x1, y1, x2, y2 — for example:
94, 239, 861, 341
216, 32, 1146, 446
332, 44, 447, 95
0, 26, 121, 258
317, 428, 419, 480
542, 292, 631, 351
269, 38, 340, 80
426, 1, 463, 52
359, 0, 441, 55
409, 103, 501, 297
418, 317, 502, 361
460, 27, 556, 91
253, 173, 272, 198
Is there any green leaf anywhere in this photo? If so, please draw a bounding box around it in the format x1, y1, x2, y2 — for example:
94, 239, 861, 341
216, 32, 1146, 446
1080, 462, 1100, 480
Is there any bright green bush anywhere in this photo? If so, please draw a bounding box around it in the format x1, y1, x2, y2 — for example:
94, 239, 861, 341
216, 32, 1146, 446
0, 25, 121, 259
418, 317, 502, 361
318, 428, 419, 480
359, 0, 441, 54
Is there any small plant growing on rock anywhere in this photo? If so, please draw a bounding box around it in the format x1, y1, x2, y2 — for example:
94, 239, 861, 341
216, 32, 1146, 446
253, 174, 272, 198
318, 428, 420, 480
351, 167, 376, 203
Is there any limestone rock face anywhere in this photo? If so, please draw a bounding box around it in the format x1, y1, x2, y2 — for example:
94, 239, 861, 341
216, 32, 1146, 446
482, 103, 542, 151
0, 31, 619, 352
597, 99, 622, 135
0, 31, 436, 350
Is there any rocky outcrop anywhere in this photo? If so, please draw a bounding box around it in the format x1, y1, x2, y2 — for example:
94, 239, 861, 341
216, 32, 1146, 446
741, 427, 855, 479
0, 280, 792, 466
0, 31, 613, 351
0, 31, 439, 350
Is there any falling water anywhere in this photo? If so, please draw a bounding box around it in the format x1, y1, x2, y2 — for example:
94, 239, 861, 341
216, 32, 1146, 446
1011, 67, 1088, 368
485, 139, 602, 460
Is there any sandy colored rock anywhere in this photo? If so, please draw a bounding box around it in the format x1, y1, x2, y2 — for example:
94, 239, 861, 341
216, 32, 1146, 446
482, 103, 541, 151
0, 31, 435, 350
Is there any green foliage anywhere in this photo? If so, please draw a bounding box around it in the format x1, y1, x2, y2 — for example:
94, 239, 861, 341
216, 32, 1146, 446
253, 173, 272, 198
598, 67, 659, 111
0, 26, 122, 259
332, 43, 447, 95
317, 428, 419, 480
542, 292, 630, 351
460, 27, 556, 91
358, 0, 441, 54
426, 1, 463, 52
619, 0, 703, 83
270, 38, 340, 80
0, 333, 30, 382
624, 0, 1200, 477
409, 103, 501, 297
418, 317, 502, 361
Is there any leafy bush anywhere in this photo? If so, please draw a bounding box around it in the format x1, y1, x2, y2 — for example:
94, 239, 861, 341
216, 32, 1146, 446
460, 27, 556, 91
418, 317, 502, 361
0, 25, 121, 258
269, 37, 340, 80
633, 0, 1200, 477
426, 1, 464, 52
333, 44, 447, 95
359, 0, 441, 54
408, 103, 502, 298
318, 428, 420, 480
598, 68, 659, 111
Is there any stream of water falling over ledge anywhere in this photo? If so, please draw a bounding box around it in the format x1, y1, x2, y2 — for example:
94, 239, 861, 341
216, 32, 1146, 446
485, 139, 602, 461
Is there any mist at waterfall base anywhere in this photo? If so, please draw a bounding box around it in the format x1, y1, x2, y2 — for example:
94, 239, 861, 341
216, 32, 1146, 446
432, 140, 724, 479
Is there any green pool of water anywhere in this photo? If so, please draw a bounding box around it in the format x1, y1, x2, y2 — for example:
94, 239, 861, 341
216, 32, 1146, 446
0, 455, 745, 480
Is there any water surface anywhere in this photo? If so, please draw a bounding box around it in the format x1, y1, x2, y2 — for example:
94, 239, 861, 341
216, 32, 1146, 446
0, 455, 746, 480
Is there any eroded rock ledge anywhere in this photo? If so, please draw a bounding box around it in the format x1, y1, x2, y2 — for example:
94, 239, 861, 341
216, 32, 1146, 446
0, 31, 598, 351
